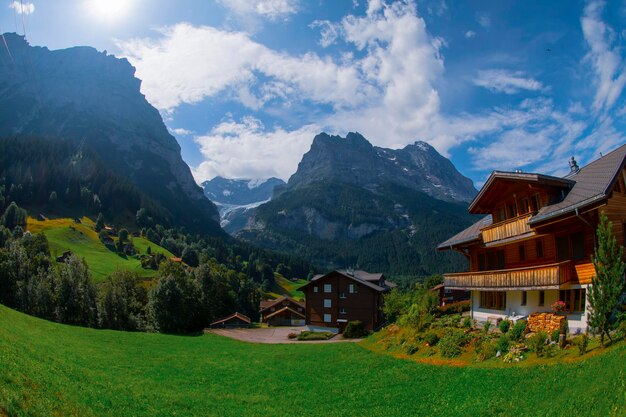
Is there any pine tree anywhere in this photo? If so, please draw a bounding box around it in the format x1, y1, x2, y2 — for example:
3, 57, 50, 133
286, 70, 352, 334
95, 213, 105, 232
588, 212, 626, 347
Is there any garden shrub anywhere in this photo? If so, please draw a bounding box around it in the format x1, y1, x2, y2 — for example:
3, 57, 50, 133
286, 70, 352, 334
483, 321, 492, 334
462, 316, 473, 329
297, 331, 334, 341
551, 329, 560, 343
287, 332, 297, 339
496, 334, 510, 354
510, 320, 526, 341
343, 321, 367, 338
475, 337, 497, 361
528, 331, 548, 357
439, 329, 470, 358
403, 340, 420, 355
617, 320, 626, 341
573, 333, 589, 356
423, 331, 439, 347
437, 300, 470, 316
498, 319, 511, 334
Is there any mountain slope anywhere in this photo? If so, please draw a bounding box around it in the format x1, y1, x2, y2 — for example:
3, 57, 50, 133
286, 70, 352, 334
0, 33, 221, 235
239, 133, 477, 277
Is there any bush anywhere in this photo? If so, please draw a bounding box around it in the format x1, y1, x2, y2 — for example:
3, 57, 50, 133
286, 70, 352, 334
343, 320, 367, 339
551, 329, 560, 343
483, 321, 492, 334
475, 337, 497, 361
617, 320, 626, 341
573, 333, 589, 356
499, 319, 511, 334
496, 334, 510, 354
297, 331, 334, 341
510, 320, 527, 341
403, 340, 420, 355
438, 329, 470, 358
438, 300, 470, 316
287, 332, 297, 339
528, 331, 548, 357
423, 331, 439, 347
462, 316, 473, 329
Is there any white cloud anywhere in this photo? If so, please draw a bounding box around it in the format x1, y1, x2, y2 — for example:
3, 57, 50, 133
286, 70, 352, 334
310, 20, 339, 48
473, 69, 544, 94
9, 1, 34, 15
169, 127, 193, 136
476, 12, 490, 28
192, 117, 320, 182
218, 0, 299, 21
581, 0, 626, 113
465, 30, 476, 39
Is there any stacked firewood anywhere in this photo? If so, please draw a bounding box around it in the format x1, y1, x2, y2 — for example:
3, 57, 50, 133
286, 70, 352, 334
527, 313, 565, 333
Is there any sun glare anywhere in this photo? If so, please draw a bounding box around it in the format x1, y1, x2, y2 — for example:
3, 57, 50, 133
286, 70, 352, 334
87, 0, 132, 23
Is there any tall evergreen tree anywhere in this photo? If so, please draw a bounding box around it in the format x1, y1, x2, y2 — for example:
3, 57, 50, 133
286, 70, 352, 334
588, 212, 626, 347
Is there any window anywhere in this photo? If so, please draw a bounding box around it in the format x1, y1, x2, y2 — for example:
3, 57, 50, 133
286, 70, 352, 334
324, 299, 332, 308
324, 284, 332, 293
536, 239, 544, 258
531, 194, 541, 212
340, 308, 347, 315
521, 291, 527, 306
349, 284, 357, 294
518, 244, 526, 262
479, 250, 505, 271
480, 291, 506, 310
571, 232, 585, 260
557, 232, 586, 261
538, 290, 545, 306
556, 235, 569, 261
323, 314, 332, 323
497, 207, 506, 222
507, 203, 518, 218
559, 289, 586, 313
313, 286, 318, 293
339, 292, 346, 299
478, 253, 486, 271
520, 198, 530, 214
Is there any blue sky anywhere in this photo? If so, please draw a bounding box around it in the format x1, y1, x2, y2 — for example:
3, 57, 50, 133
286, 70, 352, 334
2, 0, 626, 187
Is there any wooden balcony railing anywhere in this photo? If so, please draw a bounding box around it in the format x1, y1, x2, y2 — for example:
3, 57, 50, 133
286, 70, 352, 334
481, 213, 534, 244
444, 261, 572, 290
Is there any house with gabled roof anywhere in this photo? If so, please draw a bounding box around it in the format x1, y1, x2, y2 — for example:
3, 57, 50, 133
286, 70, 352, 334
259, 295, 306, 326
438, 144, 626, 332
209, 312, 251, 328
299, 270, 395, 331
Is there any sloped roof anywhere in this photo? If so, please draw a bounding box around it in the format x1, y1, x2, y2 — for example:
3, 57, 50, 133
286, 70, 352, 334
259, 295, 305, 313
264, 306, 305, 320
437, 215, 491, 249
209, 312, 251, 326
530, 143, 626, 224
299, 270, 395, 293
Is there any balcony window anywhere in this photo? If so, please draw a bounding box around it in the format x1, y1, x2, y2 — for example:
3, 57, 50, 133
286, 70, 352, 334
559, 289, 586, 313
520, 198, 530, 214
507, 203, 518, 218
531, 194, 541, 212
518, 244, 526, 262
480, 291, 506, 310
536, 239, 544, 258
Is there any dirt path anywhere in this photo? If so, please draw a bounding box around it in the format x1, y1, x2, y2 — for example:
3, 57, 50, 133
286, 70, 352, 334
206, 327, 362, 344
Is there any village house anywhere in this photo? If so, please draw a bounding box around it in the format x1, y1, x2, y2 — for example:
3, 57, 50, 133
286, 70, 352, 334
259, 296, 306, 326
438, 145, 626, 333
431, 283, 470, 306
209, 312, 251, 328
299, 270, 395, 331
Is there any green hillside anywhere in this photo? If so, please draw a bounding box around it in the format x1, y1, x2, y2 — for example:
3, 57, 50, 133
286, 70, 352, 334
26, 217, 174, 282
1, 305, 624, 417
265, 273, 307, 301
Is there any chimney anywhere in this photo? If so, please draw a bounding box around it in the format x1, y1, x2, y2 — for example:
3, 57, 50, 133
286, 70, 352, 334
569, 156, 580, 174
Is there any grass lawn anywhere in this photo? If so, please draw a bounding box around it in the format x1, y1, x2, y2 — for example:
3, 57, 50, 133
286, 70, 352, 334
265, 273, 307, 300
26, 217, 174, 282
1, 305, 625, 417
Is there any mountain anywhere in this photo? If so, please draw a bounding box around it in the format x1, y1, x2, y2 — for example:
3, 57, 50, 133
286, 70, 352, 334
0, 33, 221, 235
238, 132, 477, 278
202, 176, 286, 234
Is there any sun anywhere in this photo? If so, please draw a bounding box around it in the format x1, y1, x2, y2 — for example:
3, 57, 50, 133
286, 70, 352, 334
87, 0, 133, 23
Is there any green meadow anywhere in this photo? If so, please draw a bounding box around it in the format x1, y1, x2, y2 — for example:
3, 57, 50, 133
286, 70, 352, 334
1, 305, 624, 417
26, 217, 174, 282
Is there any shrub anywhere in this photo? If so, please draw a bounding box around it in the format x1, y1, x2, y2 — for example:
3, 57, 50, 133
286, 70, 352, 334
510, 320, 527, 341
462, 316, 473, 329
496, 334, 510, 354
551, 329, 560, 343
502, 350, 524, 363
475, 337, 497, 361
573, 333, 589, 356
438, 300, 470, 316
617, 320, 626, 341
423, 331, 439, 347
438, 329, 470, 358
528, 331, 548, 357
403, 340, 420, 355
297, 331, 334, 341
499, 319, 511, 334
483, 321, 492, 334
343, 321, 367, 338
287, 332, 297, 339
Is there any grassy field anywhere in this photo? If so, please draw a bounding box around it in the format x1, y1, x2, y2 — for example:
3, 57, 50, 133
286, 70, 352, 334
26, 217, 174, 282
265, 273, 307, 300
1, 305, 625, 417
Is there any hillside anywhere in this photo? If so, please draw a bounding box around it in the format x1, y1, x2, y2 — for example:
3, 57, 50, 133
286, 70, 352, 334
0, 33, 221, 235
1, 305, 624, 416
26, 217, 174, 281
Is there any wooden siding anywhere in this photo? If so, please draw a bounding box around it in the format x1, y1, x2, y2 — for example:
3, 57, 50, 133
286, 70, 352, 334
604, 190, 626, 250
444, 261, 572, 290
575, 263, 596, 285
481, 213, 534, 244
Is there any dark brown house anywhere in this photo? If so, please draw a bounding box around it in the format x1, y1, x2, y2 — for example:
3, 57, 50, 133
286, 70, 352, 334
299, 270, 395, 331
209, 312, 251, 328
431, 283, 470, 306
259, 296, 306, 326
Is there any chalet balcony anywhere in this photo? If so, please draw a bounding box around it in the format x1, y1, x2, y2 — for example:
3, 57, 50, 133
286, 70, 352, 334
480, 213, 535, 245
444, 261, 572, 291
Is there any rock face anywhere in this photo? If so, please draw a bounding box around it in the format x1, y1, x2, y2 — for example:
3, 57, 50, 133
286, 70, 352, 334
202, 177, 285, 234
239, 133, 477, 276
0, 33, 221, 235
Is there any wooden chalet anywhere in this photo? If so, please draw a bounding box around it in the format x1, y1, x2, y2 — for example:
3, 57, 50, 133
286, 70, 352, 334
209, 312, 251, 328
431, 283, 470, 306
299, 270, 395, 331
438, 145, 626, 332
259, 296, 306, 326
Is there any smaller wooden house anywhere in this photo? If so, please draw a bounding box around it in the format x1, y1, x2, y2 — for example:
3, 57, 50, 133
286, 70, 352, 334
431, 283, 470, 306
259, 296, 306, 326
209, 312, 251, 328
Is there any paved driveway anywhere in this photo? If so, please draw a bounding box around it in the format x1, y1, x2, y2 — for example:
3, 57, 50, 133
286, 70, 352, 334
206, 327, 362, 344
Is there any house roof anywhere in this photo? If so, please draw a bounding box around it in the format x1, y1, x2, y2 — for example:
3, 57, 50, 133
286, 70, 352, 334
209, 312, 251, 326
439, 143, 626, 249
264, 306, 306, 320
298, 270, 395, 293
259, 295, 304, 313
